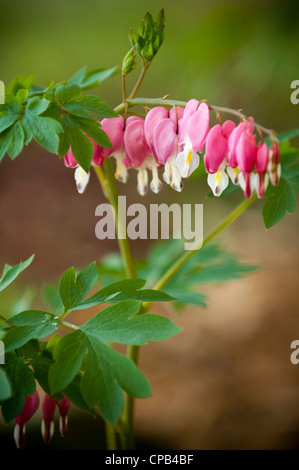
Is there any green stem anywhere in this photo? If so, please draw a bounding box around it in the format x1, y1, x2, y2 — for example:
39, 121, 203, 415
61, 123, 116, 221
121, 343, 140, 449
127, 62, 149, 101
94, 161, 136, 279
142, 194, 258, 312
58, 319, 78, 331
105, 421, 118, 450
122, 73, 127, 104
0, 314, 12, 327
94, 159, 137, 451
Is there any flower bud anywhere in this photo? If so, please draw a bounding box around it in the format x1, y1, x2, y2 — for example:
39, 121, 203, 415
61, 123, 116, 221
56, 396, 71, 437
256, 142, 269, 198
41, 394, 56, 444
14, 390, 39, 449
269, 142, 280, 186
122, 48, 137, 76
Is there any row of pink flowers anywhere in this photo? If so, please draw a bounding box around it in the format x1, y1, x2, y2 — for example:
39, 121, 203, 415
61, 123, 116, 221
64, 99, 280, 199
13, 390, 70, 449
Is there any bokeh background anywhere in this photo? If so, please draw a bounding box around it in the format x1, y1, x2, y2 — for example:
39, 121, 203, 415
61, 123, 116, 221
0, 0, 299, 450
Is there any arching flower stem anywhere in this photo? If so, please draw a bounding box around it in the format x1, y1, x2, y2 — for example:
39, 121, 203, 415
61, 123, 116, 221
114, 98, 277, 141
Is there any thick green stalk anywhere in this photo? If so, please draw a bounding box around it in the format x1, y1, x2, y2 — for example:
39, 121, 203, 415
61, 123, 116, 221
0, 314, 12, 327
154, 194, 257, 291
94, 159, 137, 450
105, 422, 118, 450
94, 161, 136, 279
127, 63, 150, 101
141, 195, 257, 313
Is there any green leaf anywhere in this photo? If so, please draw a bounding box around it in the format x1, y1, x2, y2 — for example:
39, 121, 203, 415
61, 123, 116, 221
6, 121, 24, 159
69, 128, 94, 172
64, 95, 117, 119
48, 327, 152, 422
64, 375, 92, 414
69, 67, 119, 90
60, 115, 93, 172
134, 240, 257, 310
57, 130, 71, 158
16, 88, 29, 103
16, 339, 40, 359
59, 262, 99, 312
26, 96, 50, 115
0, 129, 13, 161
73, 278, 146, 310
3, 353, 36, 395
80, 336, 150, 423
55, 83, 82, 105
0, 95, 22, 114
48, 330, 87, 394
0, 255, 34, 293
31, 358, 52, 395
0, 103, 25, 159
81, 300, 181, 345
183, 256, 257, 285
112, 289, 175, 302
156, 8, 165, 29
1, 394, 25, 422
262, 142, 299, 229
75, 117, 112, 148
80, 341, 124, 422
0, 113, 18, 133
21, 113, 63, 153
1, 352, 35, 421
169, 290, 207, 309
97, 341, 150, 399
129, 28, 138, 46
3, 311, 58, 352
262, 178, 297, 228
68, 67, 87, 85
72, 278, 175, 310
0, 369, 12, 401
41, 101, 62, 121
42, 283, 64, 315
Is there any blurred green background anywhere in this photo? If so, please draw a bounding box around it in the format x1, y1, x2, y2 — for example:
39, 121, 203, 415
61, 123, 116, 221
1, 0, 298, 129
0, 0, 299, 450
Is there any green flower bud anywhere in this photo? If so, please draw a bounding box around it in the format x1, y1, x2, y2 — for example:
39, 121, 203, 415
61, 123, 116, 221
122, 48, 137, 75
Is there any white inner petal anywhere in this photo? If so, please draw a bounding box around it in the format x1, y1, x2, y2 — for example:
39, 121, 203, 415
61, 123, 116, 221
207, 169, 229, 197
176, 149, 199, 178
74, 166, 90, 194
137, 169, 149, 196
150, 167, 162, 194
170, 165, 183, 192
115, 157, 128, 183
226, 166, 240, 185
